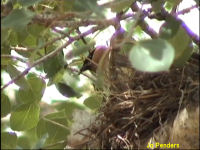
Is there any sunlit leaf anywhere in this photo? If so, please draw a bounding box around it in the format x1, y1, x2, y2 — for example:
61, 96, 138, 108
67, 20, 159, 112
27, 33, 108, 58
1, 132, 17, 149
129, 39, 175, 72
10, 102, 40, 131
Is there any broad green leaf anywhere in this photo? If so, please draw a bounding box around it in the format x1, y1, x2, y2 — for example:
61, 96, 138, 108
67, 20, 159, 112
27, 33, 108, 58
1, 132, 17, 149
17, 0, 42, 7
27, 73, 46, 101
27, 24, 46, 38
8, 30, 18, 45
16, 74, 45, 103
10, 102, 40, 131
43, 52, 64, 78
45, 117, 70, 144
36, 118, 47, 139
6, 65, 29, 89
22, 34, 37, 47
1, 57, 15, 67
108, 0, 136, 13
16, 30, 29, 43
84, 95, 103, 110
160, 16, 192, 65
1, 28, 10, 44
1, 43, 11, 55
173, 43, 193, 67
16, 88, 35, 103
17, 136, 31, 149
1, 93, 11, 117
129, 39, 175, 72
2, 9, 35, 31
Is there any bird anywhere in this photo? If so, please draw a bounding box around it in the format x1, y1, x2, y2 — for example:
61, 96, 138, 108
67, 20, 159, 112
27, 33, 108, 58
79, 46, 109, 73
79, 45, 132, 74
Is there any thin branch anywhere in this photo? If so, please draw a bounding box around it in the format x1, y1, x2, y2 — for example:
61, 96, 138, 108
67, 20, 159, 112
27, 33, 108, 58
1, 54, 27, 63
176, 4, 199, 15
1, 26, 102, 90
131, 3, 158, 38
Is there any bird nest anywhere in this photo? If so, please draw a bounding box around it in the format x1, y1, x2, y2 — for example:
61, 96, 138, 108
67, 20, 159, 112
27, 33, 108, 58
85, 53, 199, 149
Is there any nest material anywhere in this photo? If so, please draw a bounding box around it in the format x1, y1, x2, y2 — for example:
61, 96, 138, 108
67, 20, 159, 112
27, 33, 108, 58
87, 53, 199, 149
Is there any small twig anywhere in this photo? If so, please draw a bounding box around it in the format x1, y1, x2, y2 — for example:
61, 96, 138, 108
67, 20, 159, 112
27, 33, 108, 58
176, 4, 199, 15
1, 54, 27, 63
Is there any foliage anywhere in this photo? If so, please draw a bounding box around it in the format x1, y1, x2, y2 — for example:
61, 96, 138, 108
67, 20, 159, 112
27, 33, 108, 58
1, 0, 199, 149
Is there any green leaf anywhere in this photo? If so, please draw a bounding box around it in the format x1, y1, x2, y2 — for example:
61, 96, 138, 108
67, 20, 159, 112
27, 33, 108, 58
22, 34, 37, 47
1, 132, 17, 149
129, 39, 175, 72
160, 16, 192, 64
36, 118, 47, 139
27, 24, 46, 37
45, 117, 70, 144
17, 0, 42, 7
2, 8, 35, 31
27, 73, 46, 101
6, 65, 29, 89
108, 0, 136, 13
84, 95, 103, 110
17, 136, 31, 149
1, 28, 10, 44
43, 52, 64, 79
15, 73, 45, 103
1, 93, 11, 117
10, 102, 40, 131
164, 0, 182, 12
173, 43, 193, 67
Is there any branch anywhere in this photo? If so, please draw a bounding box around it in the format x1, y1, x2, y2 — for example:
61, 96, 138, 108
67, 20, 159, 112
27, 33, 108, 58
176, 4, 199, 15
1, 26, 102, 90
131, 3, 158, 38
